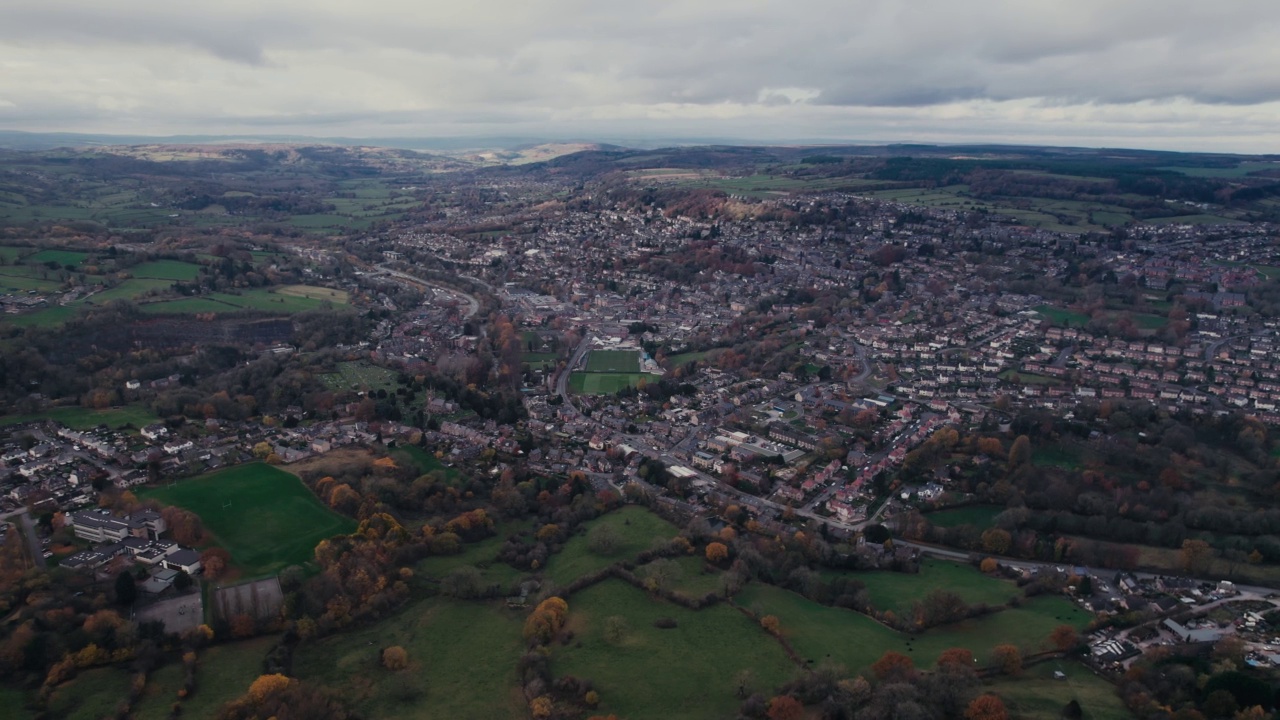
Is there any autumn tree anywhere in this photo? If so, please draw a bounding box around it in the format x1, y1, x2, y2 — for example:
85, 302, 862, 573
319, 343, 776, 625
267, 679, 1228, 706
981, 528, 1012, 555
382, 646, 409, 670
1180, 539, 1213, 574
1007, 435, 1031, 470
760, 615, 781, 636
706, 542, 729, 563
1050, 625, 1081, 652
991, 644, 1022, 675
200, 547, 232, 580
767, 694, 804, 720
965, 694, 1008, 720
248, 674, 292, 704
871, 650, 916, 681
937, 648, 976, 670
980, 557, 998, 574
524, 597, 569, 644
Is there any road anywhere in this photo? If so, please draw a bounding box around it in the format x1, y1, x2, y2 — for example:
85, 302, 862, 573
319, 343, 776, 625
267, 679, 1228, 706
1, 509, 47, 570
373, 264, 481, 319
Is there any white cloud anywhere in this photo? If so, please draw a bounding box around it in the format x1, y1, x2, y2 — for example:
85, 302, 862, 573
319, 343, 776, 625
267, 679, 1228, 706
1, 0, 1278, 151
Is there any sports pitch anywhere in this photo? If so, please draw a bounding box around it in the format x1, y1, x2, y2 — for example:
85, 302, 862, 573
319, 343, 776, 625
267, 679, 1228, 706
139, 463, 356, 576
584, 349, 641, 373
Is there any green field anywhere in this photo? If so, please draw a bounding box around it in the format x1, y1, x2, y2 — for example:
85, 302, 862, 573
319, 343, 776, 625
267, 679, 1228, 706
523, 352, 560, 371
569, 372, 649, 395
3, 304, 79, 327
46, 666, 133, 720
853, 559, 1019, 615
416, 521, 530, 592
0, 404, 160, 430
0, 246, 30, 263
138, 463, 356, 576
923, 505, 1005, 529
554, 579, 797, 720
0, 685, 36, 720
394, 445, 463, 484
1033, 305, 1091, 327
129, 260, 202, 281
735, 583, 1090, 671
132, 659, 185, 720
26, 249, 88, 266
276, 284, 350, 304
178, 636, 278, 719
999, 370, 1061, 386
665, 350, 716, 368
986, 660, 1128, 720
321, 360, 399, 393
1033, 445, 1085, 470
546, 506, 679, 586
585, 349, 641, 373
294, 597, 527, 720
87, 277, 175, 304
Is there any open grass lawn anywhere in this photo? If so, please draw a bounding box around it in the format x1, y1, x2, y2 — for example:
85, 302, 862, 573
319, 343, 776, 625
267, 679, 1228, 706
130, 260, 201, 281
138, 297, 245, 314
986, 660, 1128, 720
1033, 444, 1085, 470
569, 371, 649, 395
0, 684, 37, 720
4, 304, 79, 327
294, 597, 527, 720
855, 559, 1021, 616
585, 349, 641, 373
87, 277, 175, 304
179, 636, 278, 719
999, 369, 1061, 386
924, 505, 1005, 529
523, 352, 560, 371
1033, 305, 1092, 327
276, 284, 350, 304
132, 659, 185, 720
26, 249, 88, 266
0, 269, 63, 292
554, 580, 797, 720
1147, 214, 1244, 225
734, 584, 1090, 672
665, 349, 716, 368
655, 554, 726, 597
0, 246, 31, 262
0, 403, 160, 430
546, 506, 679, 586
46, 666, 133, 720
139, 463, 356, 576
321, 360, 399, 393
394, 444, 462, 483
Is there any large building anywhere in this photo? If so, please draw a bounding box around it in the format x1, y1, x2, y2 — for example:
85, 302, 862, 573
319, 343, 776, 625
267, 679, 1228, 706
67, 509, 167, 543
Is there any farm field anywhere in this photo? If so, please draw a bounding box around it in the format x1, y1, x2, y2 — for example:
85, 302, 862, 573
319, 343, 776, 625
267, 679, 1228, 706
923, 505, 1005, 529
852, 558, 1020, 615
129, 259, 201, 280
27, 249, 88, 266
553, 579, 797, 720
585, 349, 641, 373
734, 583, 1090, 671
986, 660, 1129, 720
569, 371, 649, 394
294, 597, 527, 720
138, 463, 356, 576
0, 403, 160, 430
546, 505, 680, 586
45, 666, 134, 720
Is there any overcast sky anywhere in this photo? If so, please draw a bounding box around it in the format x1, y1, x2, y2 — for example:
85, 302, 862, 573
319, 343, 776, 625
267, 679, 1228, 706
2, 0, 1279, 152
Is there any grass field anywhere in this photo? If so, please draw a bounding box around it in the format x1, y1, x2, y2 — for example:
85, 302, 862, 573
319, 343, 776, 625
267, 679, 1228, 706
26, 249, 88, 266
86, 277, 175, 304
522, 352, 560, 371
132, 659, 185, 720
178, 636, 278, 719
394, 445, 463, 484
1033, 305, 1092, 327
986, 660, 1128, 720
554, 579, 797, 720
585, 349, 640, 373
546, 506, 679, 586
999, 370, 1061, 386
924, 505, 1005, 529
665, 350, 717, 368
46, 666, 133, 720
276, 284, 350, 304
138, 463, 356, 576
853, 559, 1020, 616
1033, 445, 1085, 470
569, 372, 649, 395
416, 522, 530, 591
321, 360, 399, 393
735, 583, 1090, 671
0, 404, 160, 430
0, 684, 36, 720
294, 597, 527, 720
130, 260, 201, 281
